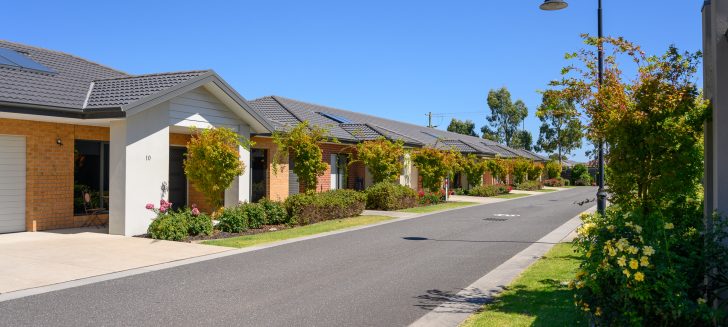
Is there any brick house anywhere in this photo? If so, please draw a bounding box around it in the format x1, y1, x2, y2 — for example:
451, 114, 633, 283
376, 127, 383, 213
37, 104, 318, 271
0, 40, 545, 236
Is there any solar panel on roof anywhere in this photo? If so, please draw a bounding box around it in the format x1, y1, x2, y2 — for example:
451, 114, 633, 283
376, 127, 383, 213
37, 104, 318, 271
0, 48, 55, 73
317, 112, 352, 123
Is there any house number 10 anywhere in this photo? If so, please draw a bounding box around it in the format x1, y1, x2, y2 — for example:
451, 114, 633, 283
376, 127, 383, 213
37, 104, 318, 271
146, 155, 152, 161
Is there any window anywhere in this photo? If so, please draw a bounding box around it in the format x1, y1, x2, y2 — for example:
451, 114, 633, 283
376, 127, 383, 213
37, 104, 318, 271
74, 140, 109, 215
330, 154, 349, 190
317, 112, 352, 124
0, 48, 55, 74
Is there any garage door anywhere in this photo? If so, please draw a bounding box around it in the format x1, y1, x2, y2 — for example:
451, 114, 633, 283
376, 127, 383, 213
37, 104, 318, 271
0, 135, 25, 233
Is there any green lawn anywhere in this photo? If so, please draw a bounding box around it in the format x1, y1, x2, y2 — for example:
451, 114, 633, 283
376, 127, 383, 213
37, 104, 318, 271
202, 215, 392, 248
493, 193, 530, 199
397, 201, 478, 213
534, 189, 557, 192
461, 243, 587, 327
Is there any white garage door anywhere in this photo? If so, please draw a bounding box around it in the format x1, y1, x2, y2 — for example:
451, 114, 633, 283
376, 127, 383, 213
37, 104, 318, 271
0, 135, 25, 233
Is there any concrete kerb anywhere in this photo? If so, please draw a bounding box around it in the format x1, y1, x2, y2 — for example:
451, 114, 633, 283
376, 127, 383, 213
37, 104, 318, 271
409, 205, 597, 327
0, 201, 489, 302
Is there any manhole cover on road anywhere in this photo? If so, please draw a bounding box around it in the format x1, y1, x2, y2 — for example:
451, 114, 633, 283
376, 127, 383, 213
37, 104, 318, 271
483, 218, 508, 222
493, 213, 520, 217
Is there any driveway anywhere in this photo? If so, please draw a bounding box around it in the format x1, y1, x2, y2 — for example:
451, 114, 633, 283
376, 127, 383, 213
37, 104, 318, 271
0, 229, 231, 294
0, 187, 596, 327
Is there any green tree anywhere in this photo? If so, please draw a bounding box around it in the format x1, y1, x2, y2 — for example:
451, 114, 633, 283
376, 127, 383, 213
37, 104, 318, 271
480, 126, 500, 142
535, 89, 583, 167
544, 160, 562, 179
510, 130, 533, 151
354, 138, 404, 184
511, 158, 532, 185
184, 127, 250, 209
554, 37, 708, 213
272, 121, 331, 192
447, 118, 478, 137
528, 162, 544, 181
483, 87, 528, 147
460, 154, 487, 188
486, 157, 510, 184
411, 147, 459, 192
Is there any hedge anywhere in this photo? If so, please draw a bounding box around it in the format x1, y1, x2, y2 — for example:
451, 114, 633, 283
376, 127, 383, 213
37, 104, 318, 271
285, 189, 366, 225
365, 182, 417, 210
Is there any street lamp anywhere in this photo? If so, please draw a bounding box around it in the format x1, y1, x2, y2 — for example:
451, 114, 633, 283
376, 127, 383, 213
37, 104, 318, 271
540, 0, 607, 216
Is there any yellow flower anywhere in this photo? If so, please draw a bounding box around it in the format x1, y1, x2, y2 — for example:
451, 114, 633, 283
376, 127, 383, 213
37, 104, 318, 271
617, 256, 627, 267
576, 281, 584, 289
616, 238, 629, 251
640, 256, 649, 267
608, 247, 617, 257
607, 225, 615, 232
633, 224, 642, 233
576, 270, 586, 279
664, 222, 674, 230
634, 272, 644, 282
643, 246, 655, 256
628, 246, 639, 255
595, 307, 602, 317
623, 269, 631, 278
629, 259, 639, 270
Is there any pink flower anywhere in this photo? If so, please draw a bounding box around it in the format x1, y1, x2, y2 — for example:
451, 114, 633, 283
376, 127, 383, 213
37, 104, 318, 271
159, 206, 168, 213
191, 204, 197, 209
145, 203, 155, 210
191, 207, 200, 216
160, 199, 168, 207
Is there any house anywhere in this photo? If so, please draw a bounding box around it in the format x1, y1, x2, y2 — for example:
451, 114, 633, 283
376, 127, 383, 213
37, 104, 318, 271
0, 40, 546, 236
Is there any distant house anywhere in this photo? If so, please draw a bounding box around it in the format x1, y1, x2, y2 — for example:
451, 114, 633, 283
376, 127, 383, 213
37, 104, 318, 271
0, 40, 546, 236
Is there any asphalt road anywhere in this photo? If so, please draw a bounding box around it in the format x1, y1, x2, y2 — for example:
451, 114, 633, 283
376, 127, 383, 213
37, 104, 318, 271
0, 187, 596, 327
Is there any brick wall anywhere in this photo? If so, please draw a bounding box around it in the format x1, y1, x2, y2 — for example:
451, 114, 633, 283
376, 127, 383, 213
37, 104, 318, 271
317, 143, 361, 192
251, 136, 289, 201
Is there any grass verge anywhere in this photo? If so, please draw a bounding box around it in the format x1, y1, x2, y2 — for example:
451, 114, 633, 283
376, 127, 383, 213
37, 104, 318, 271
461, 243, 586, 327
493, 193, 530, 199
202, 215, 392, 248
397, 201, 478, 213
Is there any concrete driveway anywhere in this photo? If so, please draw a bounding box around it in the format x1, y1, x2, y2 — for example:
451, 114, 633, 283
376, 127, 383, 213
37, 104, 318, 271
0, 229, 231, 294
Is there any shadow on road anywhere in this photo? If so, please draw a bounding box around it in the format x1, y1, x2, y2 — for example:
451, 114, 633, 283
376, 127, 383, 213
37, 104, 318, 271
401, 236, 558, 245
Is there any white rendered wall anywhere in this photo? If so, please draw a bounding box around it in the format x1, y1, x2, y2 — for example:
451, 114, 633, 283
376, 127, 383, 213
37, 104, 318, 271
109, 102, 170, 236
225, 124, 251, 206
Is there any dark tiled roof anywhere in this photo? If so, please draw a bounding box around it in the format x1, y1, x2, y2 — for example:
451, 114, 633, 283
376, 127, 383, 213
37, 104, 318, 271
0, 40, 212, 114
248, 95, 548, 160
439, 140, 478, 153
85, 71, 208, 109
0, 40, 128, 109
340, 124, 382, 140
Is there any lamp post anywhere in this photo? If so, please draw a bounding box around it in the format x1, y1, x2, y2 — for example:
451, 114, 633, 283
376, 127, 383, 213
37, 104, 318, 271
540, 0, 607, 216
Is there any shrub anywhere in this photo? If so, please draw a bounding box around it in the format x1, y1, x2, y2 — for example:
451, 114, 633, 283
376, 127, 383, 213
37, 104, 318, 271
515, 180, 543, 191
365, 182, 417, 210
528, 162, 544, 181
240, 202, 266, 229
511, 158, 532, 185
544, 160, 562, 179
418, 190, 444, 205
486, 158, 511, 184
272, 122, 331, 192
543, 178, 565, 187
147, 213, 188, 241
285, 189, 366, 225
259, 198, 289, 225
145, 201, 212, 240
412, 147, 459, 192
468, 184, 511, 197
572, 202, 725, 325
574, 172, 592, 186
185, 127, 250, 209
570, 163, 588, 185
460, 154, 487, 188
217, 206, 247, 233
355, 138, 405, 183
453, 188, 466, 195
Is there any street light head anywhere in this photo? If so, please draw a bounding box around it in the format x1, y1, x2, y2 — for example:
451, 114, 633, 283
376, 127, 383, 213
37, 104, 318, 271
539, 0, 568, 11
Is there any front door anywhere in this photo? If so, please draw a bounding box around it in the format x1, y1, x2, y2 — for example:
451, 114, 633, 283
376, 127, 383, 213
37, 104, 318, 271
251, 149, 267, 202
168, 147, 187, 210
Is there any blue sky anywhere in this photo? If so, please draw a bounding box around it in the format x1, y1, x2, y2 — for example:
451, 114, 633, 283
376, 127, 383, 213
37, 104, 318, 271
2, 1, 704, 161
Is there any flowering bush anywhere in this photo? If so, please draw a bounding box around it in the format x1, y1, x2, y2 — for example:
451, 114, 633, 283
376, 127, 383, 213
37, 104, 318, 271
418, 190, 444, 205
571, 203, 724, 325
514, 180, 543, 191
543, 177, 565, 187
145, 200, 212, 240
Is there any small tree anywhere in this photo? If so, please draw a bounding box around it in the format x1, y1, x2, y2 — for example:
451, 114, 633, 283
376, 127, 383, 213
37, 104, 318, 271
460, 154, 487, 189
355, 138, 404, 184
528, 162, 544, 181
486, 157, 510, 184
185, 127, 250, 209
272, 122, 331, 192
447, 118, 478, 137
511, 158, 532, 185
412, 147, 457, 192
544, 160, 562, 179
535, 89, 583, 167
